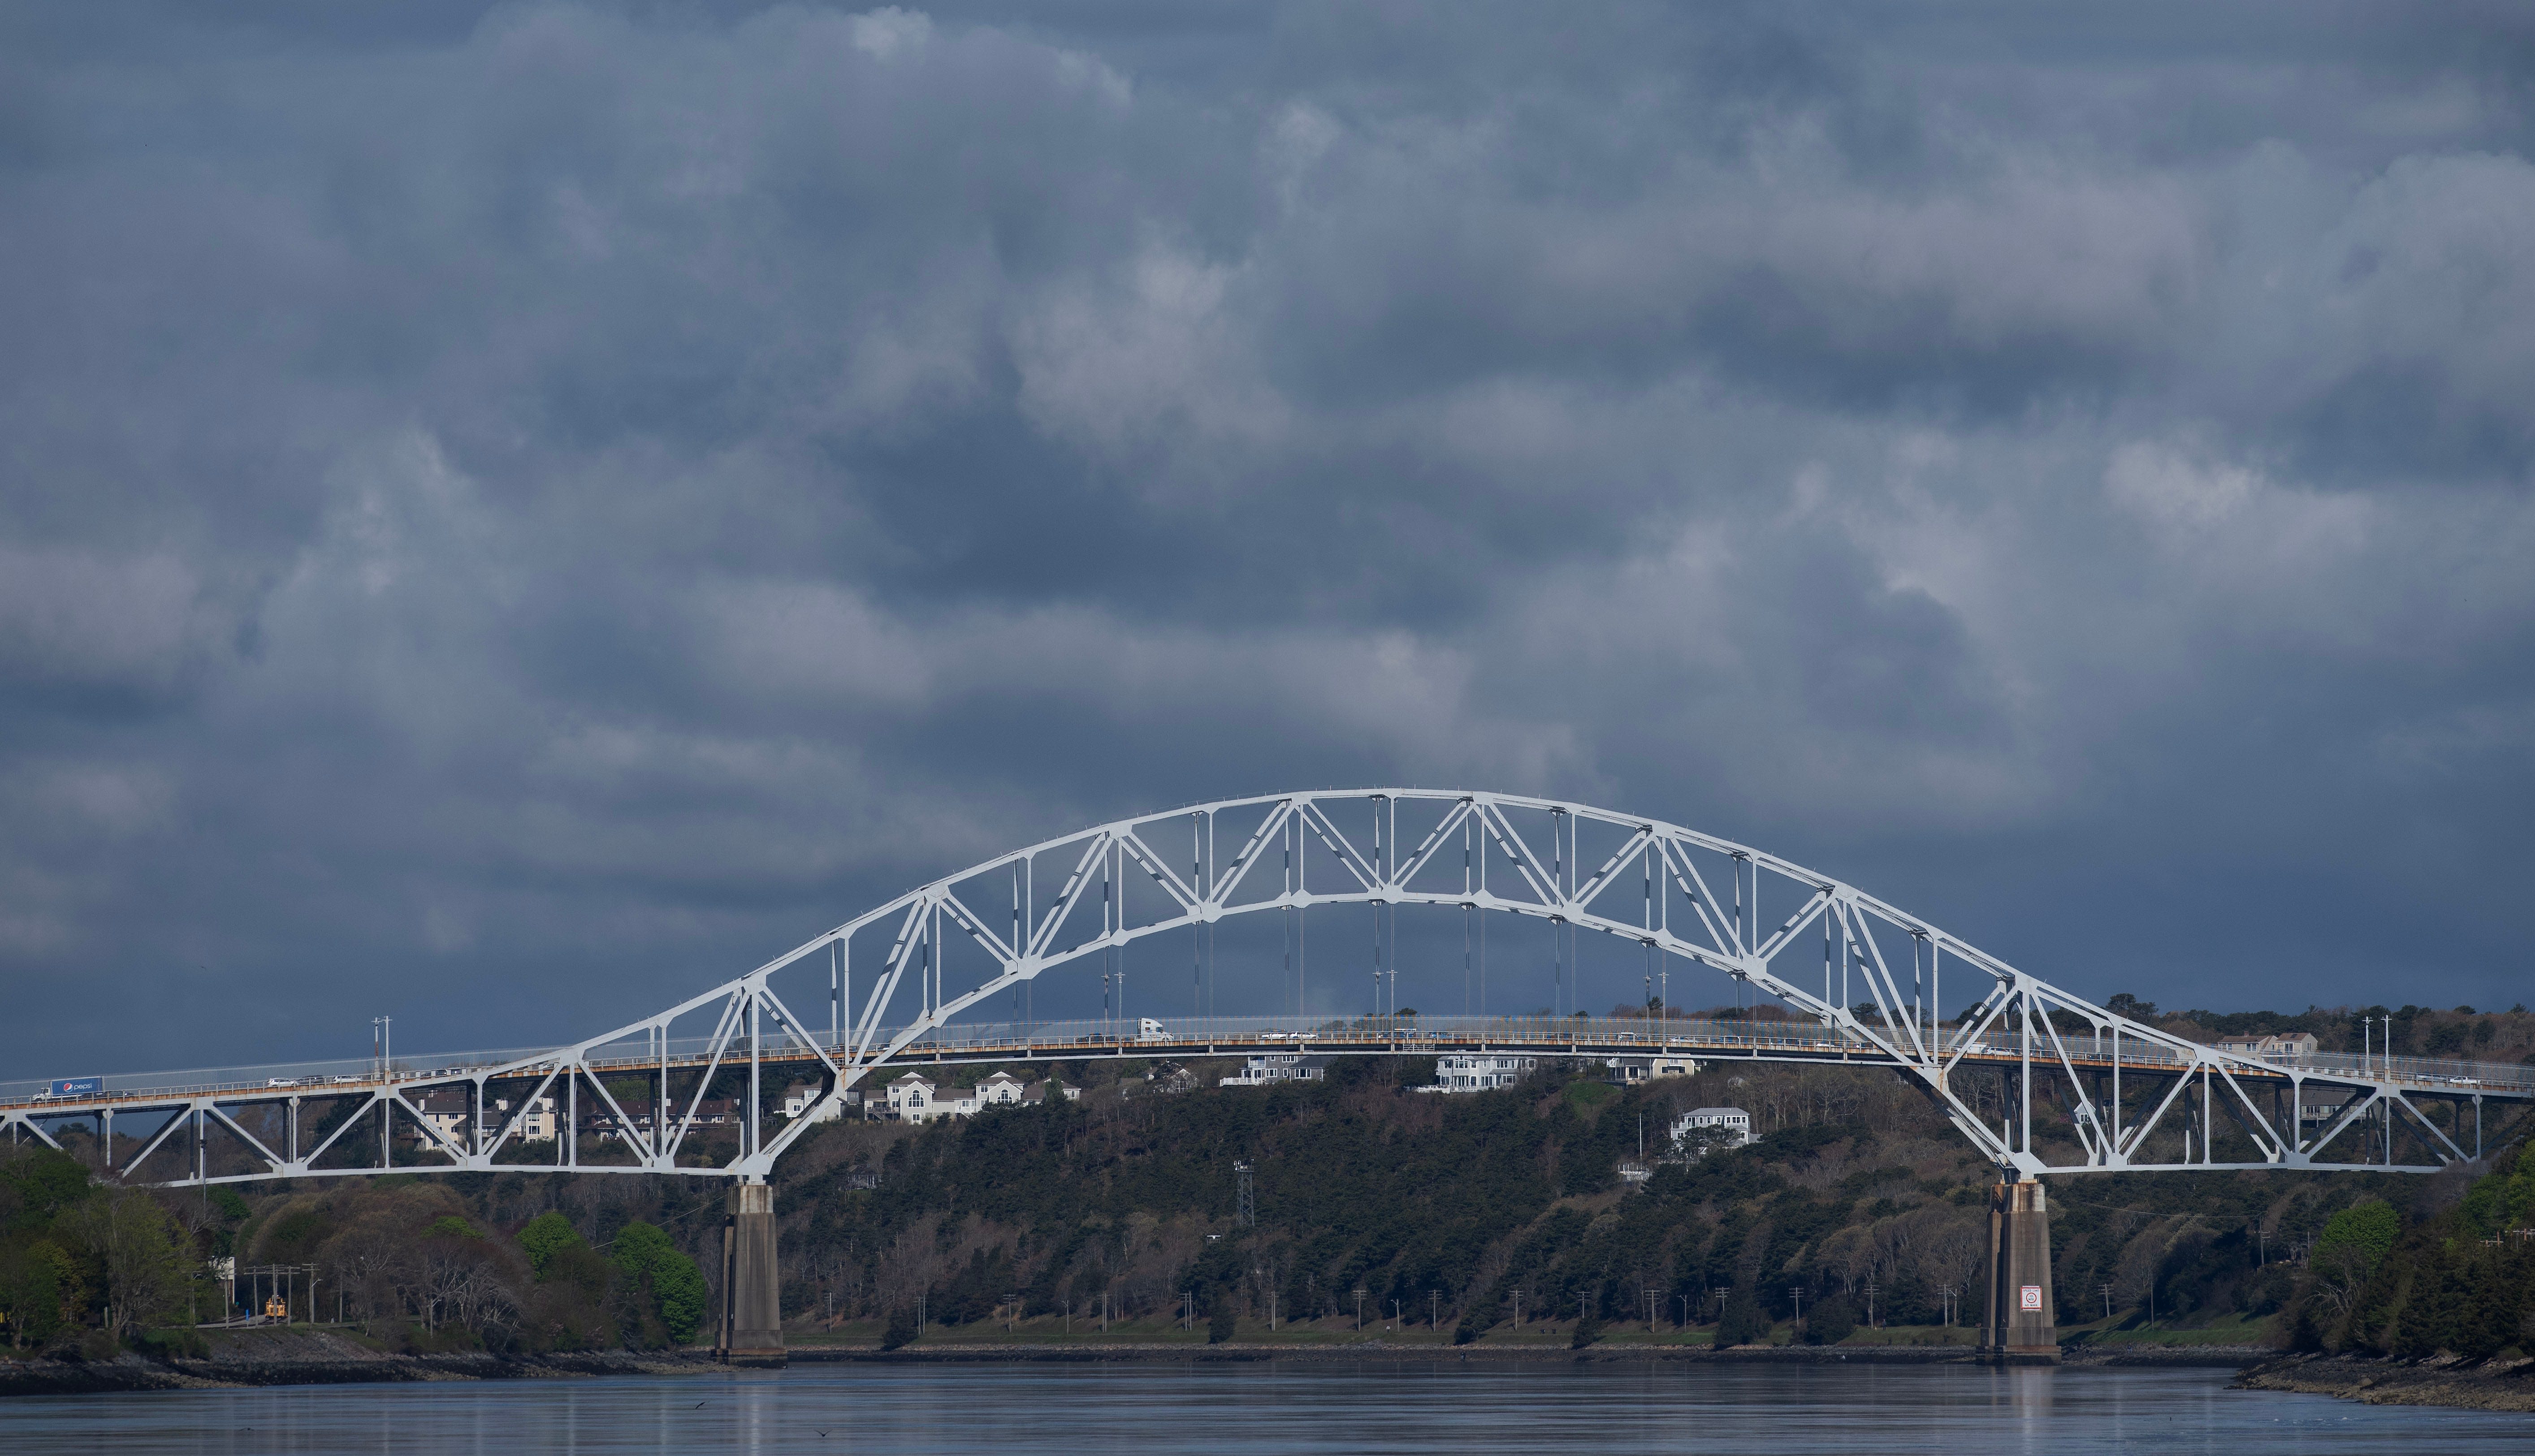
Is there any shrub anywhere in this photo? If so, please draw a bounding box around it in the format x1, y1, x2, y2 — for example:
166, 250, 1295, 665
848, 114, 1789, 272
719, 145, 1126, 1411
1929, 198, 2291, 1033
882, 1303, 917, 1351
1715, 1289, 1767, 1348
1208, 1294, 1237, 1344
1804, 1295, 1856, 1345
1570, 1310, 1602, 1348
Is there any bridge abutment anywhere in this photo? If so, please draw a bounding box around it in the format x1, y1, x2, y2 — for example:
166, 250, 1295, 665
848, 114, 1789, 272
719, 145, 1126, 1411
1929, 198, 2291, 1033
716, 1179, 785, 1367
1979, 1177, 2058, 1364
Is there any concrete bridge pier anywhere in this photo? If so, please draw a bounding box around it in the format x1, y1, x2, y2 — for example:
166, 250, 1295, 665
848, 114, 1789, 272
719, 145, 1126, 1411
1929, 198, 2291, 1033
1979, 1177, 2059, 1364
716, 1178, 785, 1366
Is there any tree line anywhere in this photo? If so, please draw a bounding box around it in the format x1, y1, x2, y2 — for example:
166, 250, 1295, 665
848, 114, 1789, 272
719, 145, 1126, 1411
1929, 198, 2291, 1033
0, 1150, 710, 1358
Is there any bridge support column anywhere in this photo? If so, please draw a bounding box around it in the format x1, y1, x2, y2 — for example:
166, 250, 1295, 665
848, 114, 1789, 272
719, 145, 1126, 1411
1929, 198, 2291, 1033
716, 1179, 785, 1367
1979, 1177, 2058, 1364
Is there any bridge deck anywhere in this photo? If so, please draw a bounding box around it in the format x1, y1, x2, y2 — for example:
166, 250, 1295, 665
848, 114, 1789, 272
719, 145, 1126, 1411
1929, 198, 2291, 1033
7, 1015, 2526, 1119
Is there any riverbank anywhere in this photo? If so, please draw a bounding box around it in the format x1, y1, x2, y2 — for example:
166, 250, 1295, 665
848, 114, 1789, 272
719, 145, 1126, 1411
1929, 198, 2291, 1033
0, 1325, 2280, 1398
2234, 1352, 2535, 1412
0, 1326, 711, 1398
789, 1338, 2269, 1368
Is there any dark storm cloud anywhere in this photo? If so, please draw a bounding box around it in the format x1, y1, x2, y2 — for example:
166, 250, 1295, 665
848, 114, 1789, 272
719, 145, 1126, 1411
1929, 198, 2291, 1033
3, 1, 2533, 1073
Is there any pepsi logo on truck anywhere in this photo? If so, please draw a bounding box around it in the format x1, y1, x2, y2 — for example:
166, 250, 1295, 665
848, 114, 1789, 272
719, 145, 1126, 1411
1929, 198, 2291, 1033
48, 1077, 102, 1097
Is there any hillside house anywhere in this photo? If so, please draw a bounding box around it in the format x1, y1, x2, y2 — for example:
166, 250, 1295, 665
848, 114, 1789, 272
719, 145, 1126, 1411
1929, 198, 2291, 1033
779, 1080, 848, 1122
1220, 1053, 1330, 1088
1670, 1106, 1753, 1155
2211, 1032, 2321, 1060
1602, 1054, 1699, 1085
1423, 1053, 1538, 1093
867, 1071, 1075, 1123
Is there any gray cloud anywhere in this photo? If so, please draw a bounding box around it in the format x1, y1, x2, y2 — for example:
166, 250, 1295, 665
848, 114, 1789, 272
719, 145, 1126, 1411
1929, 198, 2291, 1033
4, 1, 2534, 1073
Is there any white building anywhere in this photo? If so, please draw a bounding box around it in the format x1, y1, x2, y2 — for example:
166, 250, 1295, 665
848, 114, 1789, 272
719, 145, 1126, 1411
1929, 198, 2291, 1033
1603, 1055, 1699, 1085
413, 1091, 559, 1146
1670, 1106, 1752, 1154
493, 1094, 556, 1141
1424, 1053, 1537, 1093
875, 1072, 971, 1123
779, 1081, 848, 1122
2211, 1032, 2320, 1060
868, 1071, 1076, 1123
1220, 1053, 1330, 1088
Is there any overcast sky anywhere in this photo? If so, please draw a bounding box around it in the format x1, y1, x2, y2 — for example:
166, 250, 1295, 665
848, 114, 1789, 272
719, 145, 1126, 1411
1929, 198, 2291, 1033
4, 2, 2532, 1076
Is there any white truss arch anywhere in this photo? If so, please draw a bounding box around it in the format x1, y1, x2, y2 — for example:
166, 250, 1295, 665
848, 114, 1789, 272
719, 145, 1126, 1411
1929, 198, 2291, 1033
7, 789, 2520, 1185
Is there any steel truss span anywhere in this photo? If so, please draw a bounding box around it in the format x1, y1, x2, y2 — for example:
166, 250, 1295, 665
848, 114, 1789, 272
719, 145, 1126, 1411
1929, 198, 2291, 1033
6, 790, 2522, 1187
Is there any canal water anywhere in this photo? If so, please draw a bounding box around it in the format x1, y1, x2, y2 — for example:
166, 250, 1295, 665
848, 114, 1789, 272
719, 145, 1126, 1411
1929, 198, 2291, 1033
1, 1360, 2526, 1453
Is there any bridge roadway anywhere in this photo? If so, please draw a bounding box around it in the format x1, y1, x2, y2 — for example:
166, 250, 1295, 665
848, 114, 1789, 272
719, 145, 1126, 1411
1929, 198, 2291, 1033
7, 1014, 2525, 1167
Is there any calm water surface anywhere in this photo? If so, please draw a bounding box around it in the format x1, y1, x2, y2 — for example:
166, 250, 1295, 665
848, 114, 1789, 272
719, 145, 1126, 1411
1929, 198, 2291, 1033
2, 1361, 2527, 1454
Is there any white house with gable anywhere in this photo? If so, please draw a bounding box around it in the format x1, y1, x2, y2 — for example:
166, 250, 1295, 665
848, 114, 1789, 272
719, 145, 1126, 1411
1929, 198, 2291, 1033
867, 1071, 1076, 1123
873, 1072, 973, 1124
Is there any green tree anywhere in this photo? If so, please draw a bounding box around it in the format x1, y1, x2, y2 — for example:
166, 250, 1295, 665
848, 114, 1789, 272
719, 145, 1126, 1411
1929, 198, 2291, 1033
59, 1187, 193, 1336
2314, 1200, 2398, 1266
2461, 1149, 2535, 1236
1208, 1291, 1237, 1343
610, 1221, 707, 1344
518, 1211, 582, 1280
1715, 1288, 1766, 1347
0, 1239, 76, 1348
1804, 1294, 1857, 1345
1, 1150, 91, 1230
882, 1301, 917, 1350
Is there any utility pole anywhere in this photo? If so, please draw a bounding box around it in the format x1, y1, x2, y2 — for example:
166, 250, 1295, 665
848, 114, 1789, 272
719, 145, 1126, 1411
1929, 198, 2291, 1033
1431, 1291, 1440, 1332
1355, 1288, 1366, 1332
1235, 1161, 1255, 1229
2100, 1284, 2114, 1321
1789, 1287, 1804, 1333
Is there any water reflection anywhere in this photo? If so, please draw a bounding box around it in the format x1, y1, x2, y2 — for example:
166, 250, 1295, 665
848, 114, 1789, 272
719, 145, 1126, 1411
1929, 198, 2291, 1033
1, 1361, 2525, 1454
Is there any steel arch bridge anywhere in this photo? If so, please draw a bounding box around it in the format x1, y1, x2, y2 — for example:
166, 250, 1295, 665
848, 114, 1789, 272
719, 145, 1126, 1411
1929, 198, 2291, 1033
6, 790, 2525, 1189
